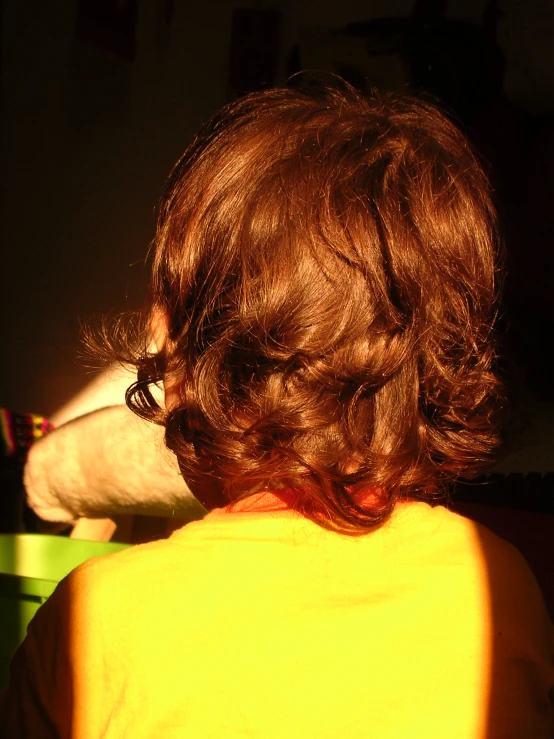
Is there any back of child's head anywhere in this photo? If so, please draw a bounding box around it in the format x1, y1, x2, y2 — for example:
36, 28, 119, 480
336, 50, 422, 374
127, 83, 503, 532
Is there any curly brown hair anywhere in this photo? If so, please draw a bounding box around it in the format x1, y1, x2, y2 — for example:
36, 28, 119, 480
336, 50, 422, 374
120, 84, 503, 533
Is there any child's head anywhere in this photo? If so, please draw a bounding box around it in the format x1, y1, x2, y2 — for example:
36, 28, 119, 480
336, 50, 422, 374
128, 84, 503, 531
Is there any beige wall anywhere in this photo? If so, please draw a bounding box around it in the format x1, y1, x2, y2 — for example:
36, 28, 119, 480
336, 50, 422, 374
1, 0, 235, 415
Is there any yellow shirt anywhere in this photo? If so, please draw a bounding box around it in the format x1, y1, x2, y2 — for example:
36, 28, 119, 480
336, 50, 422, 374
1, 495, 553, 738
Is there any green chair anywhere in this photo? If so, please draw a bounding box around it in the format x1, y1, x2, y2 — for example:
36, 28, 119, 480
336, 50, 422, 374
0, 533, 130, 689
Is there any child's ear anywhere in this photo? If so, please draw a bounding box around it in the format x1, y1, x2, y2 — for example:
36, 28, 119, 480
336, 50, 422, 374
150, 308, 169, 353
150, 308, 181, 410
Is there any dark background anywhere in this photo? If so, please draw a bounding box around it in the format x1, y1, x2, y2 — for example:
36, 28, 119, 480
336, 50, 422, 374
1, 0, 552, 474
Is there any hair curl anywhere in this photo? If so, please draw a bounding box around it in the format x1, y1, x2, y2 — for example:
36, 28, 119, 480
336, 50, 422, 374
119, 84, 504, 533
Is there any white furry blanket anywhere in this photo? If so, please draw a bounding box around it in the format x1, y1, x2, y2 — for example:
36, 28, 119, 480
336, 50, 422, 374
24, 405, 206, 525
